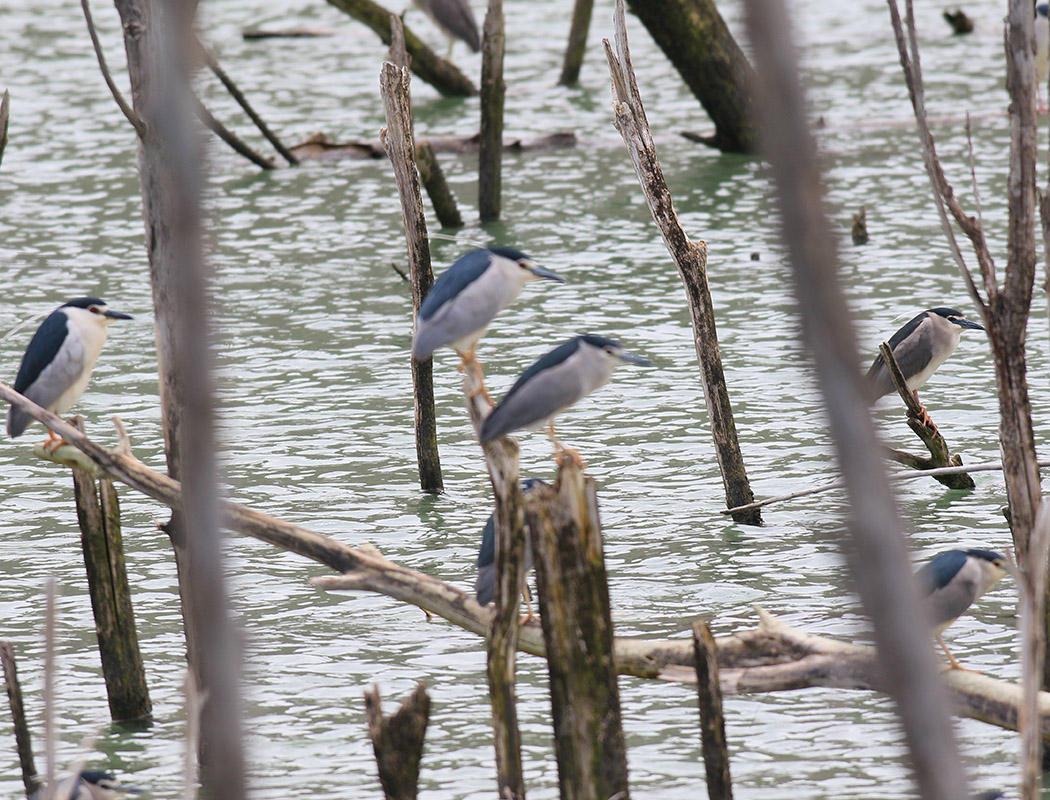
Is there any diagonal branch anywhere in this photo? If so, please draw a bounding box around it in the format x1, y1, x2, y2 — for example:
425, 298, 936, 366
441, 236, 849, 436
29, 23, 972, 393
79, 0, 146, 139
887, 0, 993, 311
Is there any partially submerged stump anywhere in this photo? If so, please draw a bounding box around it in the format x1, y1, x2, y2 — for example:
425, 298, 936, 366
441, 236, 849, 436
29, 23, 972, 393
364, 683, 430, 800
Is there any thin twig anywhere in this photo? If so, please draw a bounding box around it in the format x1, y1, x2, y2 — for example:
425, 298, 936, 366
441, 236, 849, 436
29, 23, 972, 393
0, 89, 9, 170
44, 579, 56, 792
192, 93, 275, 169
723, 459, 1050, 515
198, 40, 299, 165
79, 0, 146, 138
965, 114, 985, 233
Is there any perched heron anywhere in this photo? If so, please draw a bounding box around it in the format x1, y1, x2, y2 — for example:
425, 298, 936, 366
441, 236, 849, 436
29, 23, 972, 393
1038, 4, 1049, 112
412, 0, 480, 56
475, 478, 546, 616
7, 297, 132, 446
412, 247, 564, 393
480, 334, 650, 456
918, 548, 1009, 671
30, 770, 144, 800
865, 307, 983, 427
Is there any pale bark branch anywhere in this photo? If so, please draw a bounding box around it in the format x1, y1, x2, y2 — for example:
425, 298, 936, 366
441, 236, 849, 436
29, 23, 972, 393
79, 0, 146, 139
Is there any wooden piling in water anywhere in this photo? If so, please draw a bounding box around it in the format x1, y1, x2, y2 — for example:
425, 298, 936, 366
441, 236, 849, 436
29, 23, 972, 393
416, 142, 463, 228
364, 682, 431, 800
692, 620, 733, 800
478, 0, 505, 222
380, 59, 444, 494
558, 0, 595, 86
70, 419, 152, 723
1, 641, 40, 797
525, 457, 630, 800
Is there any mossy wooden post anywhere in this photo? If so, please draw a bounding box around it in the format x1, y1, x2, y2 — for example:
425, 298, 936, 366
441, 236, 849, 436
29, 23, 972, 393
479, 0, 505, 222
380, 60, 444, 493
462, 360, 527, 799
558, 0, 594, 86
525, 457, 629, 800
625, 0, 755, 153
326, 0, 477, 96
692, 621, 732, 800
1, 641, 40, 797
605, 1, 761, 525
364, 683, 430, 800
70, 418, 151, 722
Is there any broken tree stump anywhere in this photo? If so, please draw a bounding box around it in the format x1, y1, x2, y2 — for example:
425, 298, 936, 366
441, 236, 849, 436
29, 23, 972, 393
364, 683, 431, 800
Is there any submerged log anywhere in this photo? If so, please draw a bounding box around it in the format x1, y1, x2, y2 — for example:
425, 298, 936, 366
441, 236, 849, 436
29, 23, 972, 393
326, 0, 477, 97
289, 130, 576, 162
604, 3, 761, 525
626, 0, 755, 153
5, 389, 1049, 741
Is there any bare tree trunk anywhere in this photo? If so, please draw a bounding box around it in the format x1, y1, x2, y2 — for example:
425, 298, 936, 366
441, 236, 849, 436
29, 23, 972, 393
479, 0, 505, 222
743, 0, 969, 797
112, 0, 245, 796
626, 0, 754, 153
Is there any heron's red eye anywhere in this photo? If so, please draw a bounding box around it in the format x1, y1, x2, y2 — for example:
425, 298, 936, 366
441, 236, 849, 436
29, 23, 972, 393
89, 306, 101, 314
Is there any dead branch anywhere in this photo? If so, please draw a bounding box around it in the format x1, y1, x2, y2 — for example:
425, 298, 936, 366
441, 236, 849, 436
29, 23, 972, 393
478, 0, 505, 222
604, 1, 760, 525
192, 93, 276, 169
197, 40, 299, 166
79, 0, 146, 138
0, 90, 9, 170
877, 342, 974, 489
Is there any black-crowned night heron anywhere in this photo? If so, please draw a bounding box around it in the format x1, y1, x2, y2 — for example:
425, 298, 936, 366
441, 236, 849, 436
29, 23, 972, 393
918, 548, 1009, 671
412, 246, 564, 381
475, 478, 546, 614
412, 0, 480, 56
480, 334, 650, 456
7, 297, 132, 446
865, 307, 983, 426
30, 770, 144, 800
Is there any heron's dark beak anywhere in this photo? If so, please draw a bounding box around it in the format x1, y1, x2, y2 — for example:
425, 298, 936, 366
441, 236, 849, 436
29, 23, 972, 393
954, 317, 984, 331
104, 309, 134, 320
528, 265, 567, 283
618, 351, 651, 366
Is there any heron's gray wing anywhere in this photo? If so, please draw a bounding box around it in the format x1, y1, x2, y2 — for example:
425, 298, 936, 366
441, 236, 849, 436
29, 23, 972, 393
866, 313, 933, 399
7, 312, 84, 437
427, 0, 480, 50
481, 357, 586, 441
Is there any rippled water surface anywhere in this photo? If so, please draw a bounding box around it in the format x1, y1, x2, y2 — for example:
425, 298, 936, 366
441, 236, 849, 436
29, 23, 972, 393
1, 0, 1047, 797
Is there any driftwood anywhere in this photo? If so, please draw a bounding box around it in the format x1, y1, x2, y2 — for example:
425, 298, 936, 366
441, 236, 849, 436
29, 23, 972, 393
71, 418, 151, 723
604, 3, 760, 526
3, 386, 1048, 746
559, 0, 594, 87
626, 0, 755, 153
110, 0, 247, 795
692, 621, 732, 800
745, 0, 970, 796
326, 0, 476, 97
877, 342, 974, 489
242, 27, 337, 39
1, 641, 39, 797
478, 0, 505, 222
525, 468, 629, 800
380, 60, 443, 494
364, 683, 430, 800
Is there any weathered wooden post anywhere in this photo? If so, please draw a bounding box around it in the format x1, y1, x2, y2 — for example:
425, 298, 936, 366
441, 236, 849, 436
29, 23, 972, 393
692, 620, 732, 800
380, 59, 444, 494
604, 2, 761, 525
478, 0, 505, 222
558, 0, 594, 86
364, 683, 431, 800
525, 457, 630, 800
70, 418, 152, 722
1, 641, 40, 797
